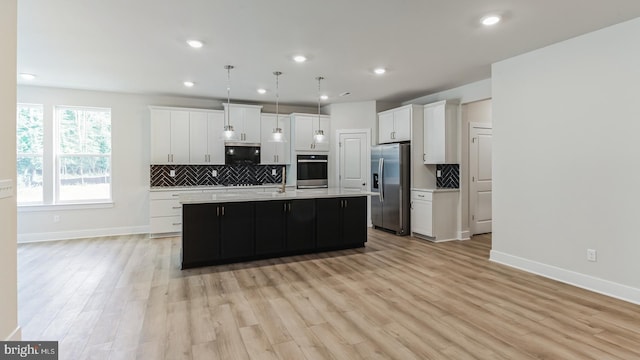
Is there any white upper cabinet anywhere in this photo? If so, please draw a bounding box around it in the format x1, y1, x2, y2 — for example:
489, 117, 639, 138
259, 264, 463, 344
189, 110, 225, 164
150, 108, 190, 164
293, 114, 330, 152
260, 114, 291, 164
423, 100, 459, 164
224, 103, 263, 143
150, 106, 224, 165
378, 105, 412, 143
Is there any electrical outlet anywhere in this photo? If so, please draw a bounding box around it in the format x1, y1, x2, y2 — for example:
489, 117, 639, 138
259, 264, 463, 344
272, 169, 277, 176
436, 170, 442, 177
587, 249, 597, 262
212, 170, 217, 177
53, 215, 60, 223
169, 170, 176, 177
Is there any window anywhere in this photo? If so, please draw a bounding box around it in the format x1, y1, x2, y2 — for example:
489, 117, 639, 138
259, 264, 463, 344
16, 104, 44, 203
16, 104, 112, 206
56, 106, 111, 202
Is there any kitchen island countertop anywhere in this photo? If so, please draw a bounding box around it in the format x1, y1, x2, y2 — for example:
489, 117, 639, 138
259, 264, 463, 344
180, 188, 377, 204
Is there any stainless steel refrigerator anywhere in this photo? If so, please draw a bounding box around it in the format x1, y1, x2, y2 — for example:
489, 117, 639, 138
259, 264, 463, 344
371, 143, 410, 235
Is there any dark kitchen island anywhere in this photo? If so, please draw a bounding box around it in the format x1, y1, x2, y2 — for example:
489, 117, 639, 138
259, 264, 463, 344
179, 189, 374, 269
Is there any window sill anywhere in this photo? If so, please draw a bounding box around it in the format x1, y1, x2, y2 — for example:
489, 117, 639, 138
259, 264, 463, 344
18, 202, 114, 212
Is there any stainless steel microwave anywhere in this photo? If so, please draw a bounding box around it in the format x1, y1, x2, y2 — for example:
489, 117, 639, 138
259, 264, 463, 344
225, 143, 260, 165
296, 154, 328, 188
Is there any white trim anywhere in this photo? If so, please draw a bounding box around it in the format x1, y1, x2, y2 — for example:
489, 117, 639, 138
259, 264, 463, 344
458, 230, 471, 240
490, 250, 640, 305
18, 201, 114, 212
18, 225, 149, 243
5, 326, 21, 341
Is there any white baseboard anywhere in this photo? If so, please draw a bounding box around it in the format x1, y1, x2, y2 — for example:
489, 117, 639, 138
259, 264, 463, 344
18, 225, 149, 243
458, 230, 471, 240
5, 326, 21, 341
490, 250, 640, 305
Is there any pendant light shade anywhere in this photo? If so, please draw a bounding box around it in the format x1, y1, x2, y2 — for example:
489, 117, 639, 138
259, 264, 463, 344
313, 76, 326, 143
222, 65, 239, 141
270, 71, 287, 143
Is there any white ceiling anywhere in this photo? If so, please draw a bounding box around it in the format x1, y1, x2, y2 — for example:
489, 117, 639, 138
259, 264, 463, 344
17, 0, 640, 106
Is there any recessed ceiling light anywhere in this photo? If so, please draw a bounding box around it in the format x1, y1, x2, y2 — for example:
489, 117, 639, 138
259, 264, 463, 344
374, 68, 386, 75
186, 40, 204, 48
257, 88, 267, 94
320, 95, 328, 100
481, 15, 501, 26
20, 73, 36, 80
183, 81, 194, 87
293, 55, 307, 63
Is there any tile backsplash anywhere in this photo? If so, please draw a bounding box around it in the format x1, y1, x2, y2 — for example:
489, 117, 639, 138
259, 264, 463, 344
151, 165, 283, 187
436, 164, 459, 188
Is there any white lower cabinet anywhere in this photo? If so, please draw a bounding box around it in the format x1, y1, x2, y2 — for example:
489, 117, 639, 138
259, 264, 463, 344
149, 188, 224, 236
410, 189, 458, 242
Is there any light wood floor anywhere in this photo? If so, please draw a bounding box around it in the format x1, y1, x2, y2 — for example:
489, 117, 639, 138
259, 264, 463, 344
17, 230, 640, 360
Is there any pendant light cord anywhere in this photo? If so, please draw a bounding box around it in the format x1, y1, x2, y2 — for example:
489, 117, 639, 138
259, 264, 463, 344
316, 76, 324, 130
225, 65, 233, 127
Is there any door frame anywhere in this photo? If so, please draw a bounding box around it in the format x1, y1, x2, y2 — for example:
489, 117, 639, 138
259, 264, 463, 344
335, 129, 371, 225
469, 122, 493, 235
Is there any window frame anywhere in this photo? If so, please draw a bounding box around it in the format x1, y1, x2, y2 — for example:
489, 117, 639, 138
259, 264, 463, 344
16, 103, 114, 208
16, 103, 45, 205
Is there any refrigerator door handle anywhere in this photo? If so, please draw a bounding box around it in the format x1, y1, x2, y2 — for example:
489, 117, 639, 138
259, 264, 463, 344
378, 157, 384, 202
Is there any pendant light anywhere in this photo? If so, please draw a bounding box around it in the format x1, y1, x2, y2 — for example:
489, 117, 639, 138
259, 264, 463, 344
222, 65, 238, 141
270, 71, 286, 142
313, 76, 326, 143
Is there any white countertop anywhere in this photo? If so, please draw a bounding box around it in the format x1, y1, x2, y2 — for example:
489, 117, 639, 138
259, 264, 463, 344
150, 184, 292, 192
410, 188, 460, 193
180, 188, 377, 204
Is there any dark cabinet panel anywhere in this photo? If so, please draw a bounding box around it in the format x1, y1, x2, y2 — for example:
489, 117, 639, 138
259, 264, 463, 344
220, 202, 255, 259
181, 196, 367, 269
316, 198, 343, 248
182, 204, 220, 266
287, 199, 316, 251
255, 201, 286, 255
342, 197, 367, 246
317, 197, 367, 248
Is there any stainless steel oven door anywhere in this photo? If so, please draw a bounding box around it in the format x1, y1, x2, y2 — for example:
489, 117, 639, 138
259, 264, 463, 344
296, 155, 328, 188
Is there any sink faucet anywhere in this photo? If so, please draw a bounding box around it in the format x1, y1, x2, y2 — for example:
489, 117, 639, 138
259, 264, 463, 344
278, 166, 286, 193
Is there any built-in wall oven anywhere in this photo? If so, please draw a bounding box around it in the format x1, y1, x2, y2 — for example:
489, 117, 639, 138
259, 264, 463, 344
296, 154, 328, 188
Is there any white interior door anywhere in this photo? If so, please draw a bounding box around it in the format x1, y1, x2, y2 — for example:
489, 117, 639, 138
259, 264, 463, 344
470, 124, 493, 234
338, 131, 368, 191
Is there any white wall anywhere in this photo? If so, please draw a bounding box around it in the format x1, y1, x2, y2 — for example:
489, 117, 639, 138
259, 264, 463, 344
17, 86, 316, 241
1, 0, 20, 340
491, 17, 640, 303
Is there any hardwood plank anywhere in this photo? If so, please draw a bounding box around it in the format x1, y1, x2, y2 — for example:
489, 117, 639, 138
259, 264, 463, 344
15, 231, 640, 360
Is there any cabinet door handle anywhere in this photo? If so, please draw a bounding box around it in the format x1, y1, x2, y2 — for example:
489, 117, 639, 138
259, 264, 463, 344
283, 202, 287, 212
217, 206, 220, 216
172, 222, 182, 226
167, 154, 171, 162
171, 194, 180, 197
410, 201, 413, 210
172, 206, 181, 209
288, 203, 291, 212
423, 154, 426, 161
222, 206, 225, 216
344, 200, 347, 208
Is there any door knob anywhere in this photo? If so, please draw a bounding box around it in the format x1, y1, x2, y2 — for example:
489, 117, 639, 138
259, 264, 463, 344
362, 183, 366, 186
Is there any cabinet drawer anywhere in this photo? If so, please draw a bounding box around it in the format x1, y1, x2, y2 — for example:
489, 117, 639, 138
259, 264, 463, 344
150, 191, 186, 200
411, 191, 433, 202
150, 199, 182, 217
150, 216, 182, 234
